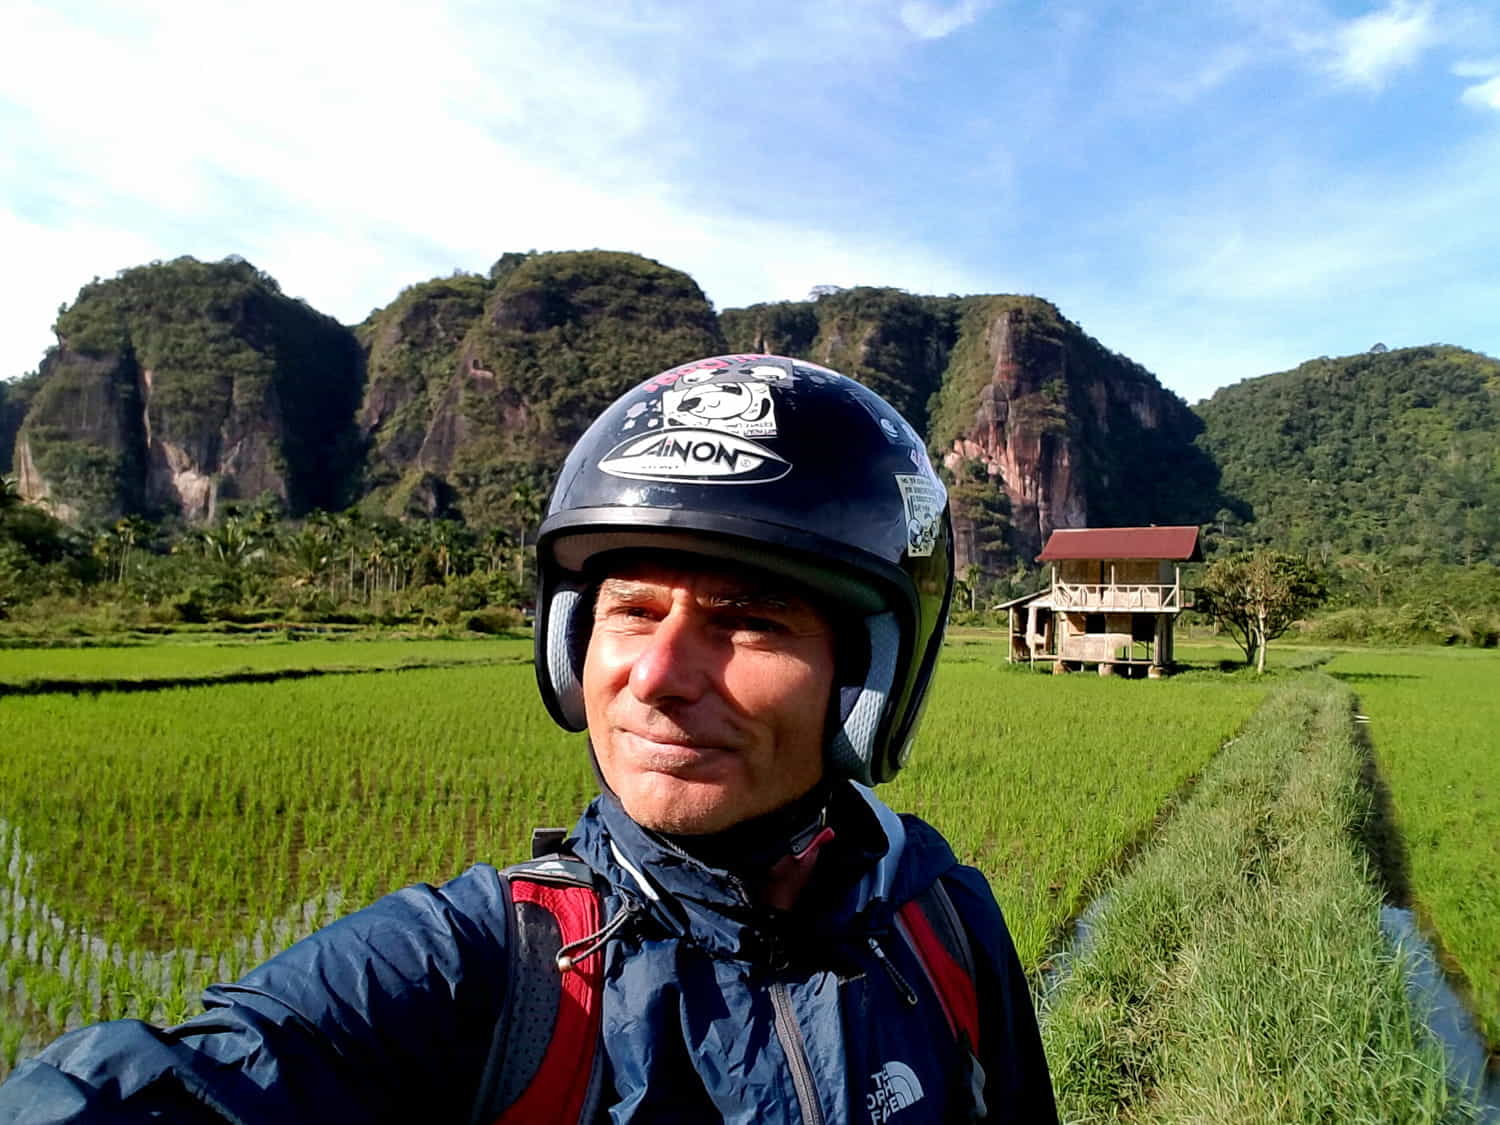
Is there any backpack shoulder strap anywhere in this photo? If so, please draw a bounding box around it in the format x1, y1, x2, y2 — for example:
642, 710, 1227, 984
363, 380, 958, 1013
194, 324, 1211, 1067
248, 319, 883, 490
895, 877, 980, 1052
469, 848, 606, 1125
894, 876, 989, 1118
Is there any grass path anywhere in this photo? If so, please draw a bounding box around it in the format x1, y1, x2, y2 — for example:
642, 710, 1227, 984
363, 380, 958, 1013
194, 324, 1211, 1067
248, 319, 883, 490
1040, 673, 1472, 1123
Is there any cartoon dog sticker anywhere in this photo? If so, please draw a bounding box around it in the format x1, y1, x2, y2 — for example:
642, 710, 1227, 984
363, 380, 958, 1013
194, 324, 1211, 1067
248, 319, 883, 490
662, 373, 778, 438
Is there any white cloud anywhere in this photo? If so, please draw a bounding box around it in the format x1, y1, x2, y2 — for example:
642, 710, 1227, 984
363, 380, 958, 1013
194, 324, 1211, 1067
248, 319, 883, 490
1454, 56, 1500, 108
1309, 0, 1439, 89
898, 0, 985, 41
0, 214, 161, 379
1452, 56, 1500, 78
0, 0, 993, 381
1460, 74, 1500, 108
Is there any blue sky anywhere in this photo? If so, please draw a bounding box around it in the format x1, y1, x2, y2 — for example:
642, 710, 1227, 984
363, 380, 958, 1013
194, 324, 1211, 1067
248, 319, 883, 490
2, 0, 1498, 404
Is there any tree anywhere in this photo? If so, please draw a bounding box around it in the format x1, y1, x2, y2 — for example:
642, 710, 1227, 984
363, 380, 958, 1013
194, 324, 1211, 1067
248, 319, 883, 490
1194, 550, 1327, 673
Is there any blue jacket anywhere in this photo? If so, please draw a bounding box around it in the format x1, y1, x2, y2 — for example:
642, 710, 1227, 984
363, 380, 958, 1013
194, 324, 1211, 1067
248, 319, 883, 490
0, 786, 1055, 1123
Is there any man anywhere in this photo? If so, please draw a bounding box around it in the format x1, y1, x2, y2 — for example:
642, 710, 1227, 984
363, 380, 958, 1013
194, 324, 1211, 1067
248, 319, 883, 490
0, 354, 1055, 1122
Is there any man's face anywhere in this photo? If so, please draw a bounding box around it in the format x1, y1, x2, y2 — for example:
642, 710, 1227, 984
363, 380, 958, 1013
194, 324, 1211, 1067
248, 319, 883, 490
582, 556, 836, 835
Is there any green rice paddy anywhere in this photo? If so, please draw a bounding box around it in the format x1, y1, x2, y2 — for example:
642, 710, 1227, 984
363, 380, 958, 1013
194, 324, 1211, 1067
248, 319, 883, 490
1327, 647, 1500, 1049
0, 633, 1495, 1120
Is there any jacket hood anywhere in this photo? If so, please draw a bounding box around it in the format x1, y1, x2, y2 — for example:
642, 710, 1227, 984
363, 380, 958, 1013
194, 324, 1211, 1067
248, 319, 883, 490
566, 782, 961, 962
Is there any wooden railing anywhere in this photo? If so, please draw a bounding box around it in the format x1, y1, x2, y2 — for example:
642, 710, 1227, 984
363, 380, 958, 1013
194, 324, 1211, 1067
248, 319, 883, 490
1051, 583, 1183, 611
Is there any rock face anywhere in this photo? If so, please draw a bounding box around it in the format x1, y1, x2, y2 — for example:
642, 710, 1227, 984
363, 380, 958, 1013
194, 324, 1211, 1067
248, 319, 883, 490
0, 376, 40, 481
356, 251, 724, 527
12, 255, 1213, 573
14, 257, 363, 523
355, 273, 493, 517
726, 290, 1215, 566
931, 297, 1217, 563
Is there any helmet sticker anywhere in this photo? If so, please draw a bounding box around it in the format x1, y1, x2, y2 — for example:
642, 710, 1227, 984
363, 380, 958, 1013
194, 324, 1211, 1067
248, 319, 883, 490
620, 399, 664, 433
894, 473, 944, 558
644, 354, 769, 392
663, 379, 777, 437
599, 428, 792, 484
791, 361, 842, 383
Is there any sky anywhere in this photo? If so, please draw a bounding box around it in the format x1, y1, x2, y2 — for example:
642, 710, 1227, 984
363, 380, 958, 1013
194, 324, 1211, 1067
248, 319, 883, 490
2, 0, 1498, 405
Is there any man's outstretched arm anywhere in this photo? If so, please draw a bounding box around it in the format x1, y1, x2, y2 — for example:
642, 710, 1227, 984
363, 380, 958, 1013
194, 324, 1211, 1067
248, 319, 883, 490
0, 865, 514, 1125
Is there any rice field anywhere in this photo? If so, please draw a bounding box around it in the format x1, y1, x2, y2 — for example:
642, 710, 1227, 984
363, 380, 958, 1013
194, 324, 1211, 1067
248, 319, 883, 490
1327, 646, 1500, 1049
0, 635, 1268, 1076
886, 650, 1269, 964
1, 631, 1494, 1117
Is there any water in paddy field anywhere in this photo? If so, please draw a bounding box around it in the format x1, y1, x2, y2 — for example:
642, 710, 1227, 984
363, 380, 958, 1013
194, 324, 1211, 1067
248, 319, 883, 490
1380, 906, 1500, 1121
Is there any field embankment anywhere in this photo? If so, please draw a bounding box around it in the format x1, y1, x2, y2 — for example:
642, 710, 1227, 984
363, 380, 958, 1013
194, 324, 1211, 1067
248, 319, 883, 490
1040, 673, 1472, 1122
0, 636, 529, 694
888, 642, 1270, 965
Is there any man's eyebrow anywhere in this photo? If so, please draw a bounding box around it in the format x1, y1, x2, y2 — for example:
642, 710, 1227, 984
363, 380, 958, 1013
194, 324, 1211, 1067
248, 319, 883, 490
594, 578, 660, 605
593, 577, 803, 613
700, 589, 794, 612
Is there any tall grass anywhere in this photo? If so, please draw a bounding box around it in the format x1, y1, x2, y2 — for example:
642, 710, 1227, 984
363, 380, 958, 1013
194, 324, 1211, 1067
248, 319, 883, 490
1041, 674, 1472, 1123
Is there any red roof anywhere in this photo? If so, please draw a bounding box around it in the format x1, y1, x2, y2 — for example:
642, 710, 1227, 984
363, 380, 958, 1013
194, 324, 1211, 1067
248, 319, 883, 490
1037, 526, 1202, 562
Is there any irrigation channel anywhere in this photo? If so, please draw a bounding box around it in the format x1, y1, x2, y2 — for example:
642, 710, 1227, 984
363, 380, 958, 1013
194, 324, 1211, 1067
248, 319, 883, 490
1381, 907, 1500, 1120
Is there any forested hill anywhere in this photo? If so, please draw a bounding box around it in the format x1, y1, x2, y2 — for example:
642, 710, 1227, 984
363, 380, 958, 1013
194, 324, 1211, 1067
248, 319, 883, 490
6, 253, 1499, 577
1194, 345, 1500, 565
5, 254, 1208, 567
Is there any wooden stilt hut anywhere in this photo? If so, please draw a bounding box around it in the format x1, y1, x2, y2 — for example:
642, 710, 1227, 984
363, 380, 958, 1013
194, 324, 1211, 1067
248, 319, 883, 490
1003, 526, 1202, 677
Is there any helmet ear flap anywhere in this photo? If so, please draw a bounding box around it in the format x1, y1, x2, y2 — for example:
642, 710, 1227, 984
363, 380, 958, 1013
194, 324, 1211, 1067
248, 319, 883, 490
827, 612, 900, 786
542, 578, 595, 730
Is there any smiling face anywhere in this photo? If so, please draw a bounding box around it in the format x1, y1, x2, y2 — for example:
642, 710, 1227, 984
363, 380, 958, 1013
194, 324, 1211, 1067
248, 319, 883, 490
582, 555, 837, 835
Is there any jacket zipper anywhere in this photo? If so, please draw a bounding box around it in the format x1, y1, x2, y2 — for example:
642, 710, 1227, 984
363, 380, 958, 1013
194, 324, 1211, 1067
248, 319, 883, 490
770, 979, 825, 1125
868, 937, 919, 1006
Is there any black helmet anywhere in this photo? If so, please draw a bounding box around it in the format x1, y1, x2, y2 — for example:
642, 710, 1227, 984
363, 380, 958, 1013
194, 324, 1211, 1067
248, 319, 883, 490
534, 354, 953, 785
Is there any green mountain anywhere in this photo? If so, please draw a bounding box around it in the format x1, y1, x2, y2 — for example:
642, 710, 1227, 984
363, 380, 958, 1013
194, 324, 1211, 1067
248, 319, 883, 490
726, 288, 1216, 564
13, 257, 363, 524
354, 250, 724, 526
11, 253, 1495, 581
1195, 345, 1500, 565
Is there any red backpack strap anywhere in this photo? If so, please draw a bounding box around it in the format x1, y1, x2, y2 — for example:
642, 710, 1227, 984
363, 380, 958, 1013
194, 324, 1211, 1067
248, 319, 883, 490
895, 878, 988, 1117
470, 853, 606, 1125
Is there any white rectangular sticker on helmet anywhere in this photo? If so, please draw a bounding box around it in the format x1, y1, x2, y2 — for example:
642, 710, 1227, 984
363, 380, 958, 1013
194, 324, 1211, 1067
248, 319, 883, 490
599, 428, 792, 484
894, 474, 943, 558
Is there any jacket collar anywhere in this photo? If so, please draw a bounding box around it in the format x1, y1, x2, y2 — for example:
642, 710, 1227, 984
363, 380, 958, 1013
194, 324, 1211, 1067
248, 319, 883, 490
566, 783, 949, 962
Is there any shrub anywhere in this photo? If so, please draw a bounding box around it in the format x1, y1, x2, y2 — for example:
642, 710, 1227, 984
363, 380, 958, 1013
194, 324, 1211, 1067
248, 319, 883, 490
465, 607, 524, 634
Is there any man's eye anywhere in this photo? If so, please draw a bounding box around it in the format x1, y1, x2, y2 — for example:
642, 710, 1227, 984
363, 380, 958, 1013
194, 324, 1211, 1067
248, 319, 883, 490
599, 604, 655, 623
724, 614, 784, 634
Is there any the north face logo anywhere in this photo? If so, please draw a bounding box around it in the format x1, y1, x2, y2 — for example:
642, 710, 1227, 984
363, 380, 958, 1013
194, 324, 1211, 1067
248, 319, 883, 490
867, 1060, 924, 1121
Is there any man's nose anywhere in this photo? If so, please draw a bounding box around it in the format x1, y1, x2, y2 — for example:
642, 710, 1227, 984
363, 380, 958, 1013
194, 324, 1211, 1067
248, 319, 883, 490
629, 611, 710, 705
